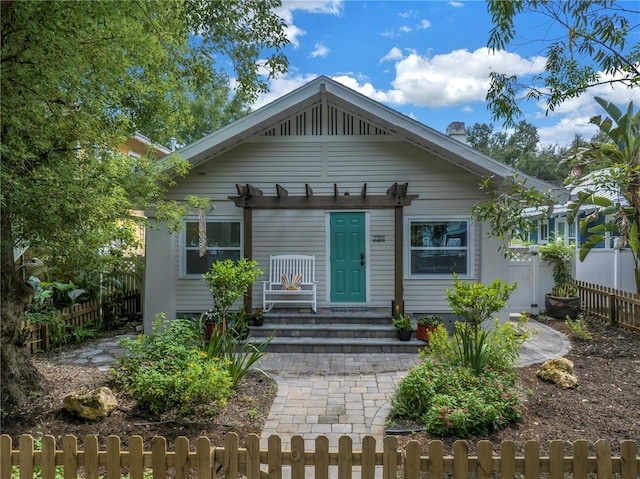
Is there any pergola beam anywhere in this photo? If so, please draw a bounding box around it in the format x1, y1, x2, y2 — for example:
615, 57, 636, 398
229, 183, 417, 209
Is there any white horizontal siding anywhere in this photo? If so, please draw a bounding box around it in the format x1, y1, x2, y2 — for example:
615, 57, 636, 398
253, 210, 327, 308
368, 210, 395, 308
162, 134, 494, 317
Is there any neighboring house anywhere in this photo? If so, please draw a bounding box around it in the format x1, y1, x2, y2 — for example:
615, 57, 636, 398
143, 76, 560, 330
522, 170, 635, 293
524, 170, 627, 249
14, 133, 169, 267
117, 133, 172, 257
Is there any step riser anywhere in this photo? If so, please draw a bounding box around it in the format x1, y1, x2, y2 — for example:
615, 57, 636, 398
243, 311, 422, 354
250, 327, 397, 339
261, 316, 392, 326
259, 342, 423, 354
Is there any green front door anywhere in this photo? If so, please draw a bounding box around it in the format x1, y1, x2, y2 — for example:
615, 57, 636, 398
330, 212, 366, 302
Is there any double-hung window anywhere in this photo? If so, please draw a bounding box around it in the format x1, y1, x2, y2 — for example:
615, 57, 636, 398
408, 219, 470, 276
184, 220, 241, 275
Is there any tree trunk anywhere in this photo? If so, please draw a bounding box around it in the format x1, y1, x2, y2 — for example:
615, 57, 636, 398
0, 212, 42, 414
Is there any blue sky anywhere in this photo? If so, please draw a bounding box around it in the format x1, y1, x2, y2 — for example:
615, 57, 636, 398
248, 0, 638, 147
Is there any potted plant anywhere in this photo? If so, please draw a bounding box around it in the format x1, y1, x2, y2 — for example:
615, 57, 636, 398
202, 258, 263, 337
392, 305, 413, 341
249, 307, 264, 327
539, 239, 580, 319
416, 315, 443, 342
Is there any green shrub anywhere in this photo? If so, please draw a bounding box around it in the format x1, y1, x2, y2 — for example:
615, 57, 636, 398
114, 316, 232, 415
446, 274, 517, 374
421, 317, 532, 376
566, 315, 592, 340
391, 358, 525, 437
202, 313, 274, 388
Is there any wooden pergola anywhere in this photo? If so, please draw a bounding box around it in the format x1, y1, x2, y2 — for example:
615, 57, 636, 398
229, 183, 418, 313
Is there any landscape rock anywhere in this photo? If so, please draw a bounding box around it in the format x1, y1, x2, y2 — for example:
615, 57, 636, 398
536, 357, 578, 388
63, 387, 118, 420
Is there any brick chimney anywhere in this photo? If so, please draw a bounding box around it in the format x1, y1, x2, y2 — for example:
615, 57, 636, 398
446, 122, 467, 144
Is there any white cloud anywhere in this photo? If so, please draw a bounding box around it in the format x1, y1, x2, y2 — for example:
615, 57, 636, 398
535, 70, 640, 145
449, 1, 464, 7
252, 73, 319, 110
400, 26, 412, 33
310, 43, 330, 58
277, 1, 343, 48
281, 0, 343, 15
379, 47, 404, 64
537, 117, 598, 147
418, 19, 431, 30
275, 7, 306, 48
387, 48, 546, 107
331, 75, 392, 103
399, 10, 418, 18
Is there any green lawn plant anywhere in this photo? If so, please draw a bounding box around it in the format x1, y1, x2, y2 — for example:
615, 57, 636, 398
202, 316, 274, 388
565, 315, 592, 341
446, 274, 517, 374
391, 358, 525, 437
539, 239, 578, 297
202, 258, 263, 326
115, 315, 232, 415
390, 276, 532, 438
392, 305, 413, 332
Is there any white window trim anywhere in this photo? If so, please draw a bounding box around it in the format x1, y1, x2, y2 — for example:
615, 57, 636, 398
539, 220, 549, 244
180, 217, 243, 278
405, 216, 473, 279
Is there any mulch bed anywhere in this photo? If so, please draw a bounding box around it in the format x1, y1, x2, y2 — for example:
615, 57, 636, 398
2, 316, 639, 457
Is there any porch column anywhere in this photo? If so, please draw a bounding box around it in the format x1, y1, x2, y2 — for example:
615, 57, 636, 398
243, 207, 253, 312
394, 205, 404, 314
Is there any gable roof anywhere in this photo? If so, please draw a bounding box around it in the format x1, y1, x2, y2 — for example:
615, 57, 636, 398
175, 75, 565, 197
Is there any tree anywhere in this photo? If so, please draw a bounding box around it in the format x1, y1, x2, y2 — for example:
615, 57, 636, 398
486, 0, 639, 125
475, 0, 639, 282
566, 98, 640, 292
1, 0, 288, 414
467, 121, 571, 184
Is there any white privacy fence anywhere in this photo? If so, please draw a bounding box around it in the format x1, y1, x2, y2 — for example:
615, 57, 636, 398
507, 247, 636, 315
575, 249, 635, 293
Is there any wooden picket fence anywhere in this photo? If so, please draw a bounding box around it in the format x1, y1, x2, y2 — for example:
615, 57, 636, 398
578, 280, 640, 332
25, 290, 140, 354
2, 433, 638, 479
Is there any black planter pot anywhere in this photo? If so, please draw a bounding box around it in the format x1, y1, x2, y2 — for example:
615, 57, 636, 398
545, 294, 581, 319
251, 316, 264, 327
397, 329, 412, 341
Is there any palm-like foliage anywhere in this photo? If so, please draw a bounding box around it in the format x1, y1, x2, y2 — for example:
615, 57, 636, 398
566, 97, 640, 293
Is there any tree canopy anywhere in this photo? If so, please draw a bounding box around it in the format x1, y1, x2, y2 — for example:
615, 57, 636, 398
476, 0, 639, 293
467, 120, 574, 184
486, 0, 639, 125
0, 0, 289, 413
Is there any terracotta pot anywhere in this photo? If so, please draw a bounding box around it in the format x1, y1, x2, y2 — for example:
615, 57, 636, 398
204, 321, 226, 339
397, 329, 412, 341
544, 294, 581, 319
416, 323, 438, 342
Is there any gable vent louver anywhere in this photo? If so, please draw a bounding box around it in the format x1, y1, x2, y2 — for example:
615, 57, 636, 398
262, 104, 388, 136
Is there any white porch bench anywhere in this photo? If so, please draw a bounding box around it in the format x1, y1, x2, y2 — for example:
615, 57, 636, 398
263, 255, 317, 312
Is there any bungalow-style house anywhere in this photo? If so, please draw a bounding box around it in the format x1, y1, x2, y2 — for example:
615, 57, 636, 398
143, 76, 560, 330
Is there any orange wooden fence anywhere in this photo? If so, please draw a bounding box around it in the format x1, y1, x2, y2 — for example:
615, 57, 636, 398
578, 280, 640, 331
25, 291, 140, 354
2, 433, 638, 479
